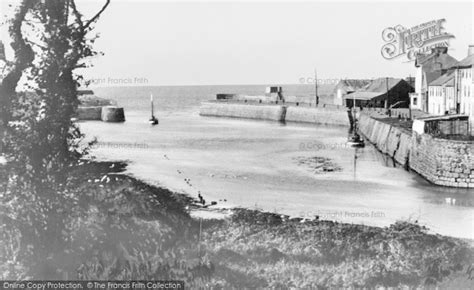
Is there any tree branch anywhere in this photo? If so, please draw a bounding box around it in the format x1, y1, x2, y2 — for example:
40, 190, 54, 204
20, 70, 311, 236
69, 0, 84, 31
84, 0, 110, 30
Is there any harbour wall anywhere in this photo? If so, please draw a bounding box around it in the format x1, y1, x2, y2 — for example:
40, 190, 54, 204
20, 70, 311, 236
285, 106, 349, 126
200, 102, 286, 121
358, 114, 411, 167
76, 106, 102, 120
410, 133, 474, 187
76, 106, 125, 122
359, 114, 474, 188
199, 101, 349, 126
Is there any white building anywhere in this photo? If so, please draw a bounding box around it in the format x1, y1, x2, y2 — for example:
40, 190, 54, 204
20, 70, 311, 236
425, 45, 474, 135
453, 49, 474, 133
410, 47, 458, 112
427, 71, 455, 115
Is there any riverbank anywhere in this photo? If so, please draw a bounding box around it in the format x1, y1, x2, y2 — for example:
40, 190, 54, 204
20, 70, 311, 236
2, 160, 472, 287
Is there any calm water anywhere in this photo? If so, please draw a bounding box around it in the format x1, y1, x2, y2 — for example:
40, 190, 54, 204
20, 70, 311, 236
80, 85, 474, 239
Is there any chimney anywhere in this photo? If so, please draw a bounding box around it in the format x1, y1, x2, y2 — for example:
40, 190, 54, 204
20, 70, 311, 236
468, 45, 474, 56
431, 46, 448, 55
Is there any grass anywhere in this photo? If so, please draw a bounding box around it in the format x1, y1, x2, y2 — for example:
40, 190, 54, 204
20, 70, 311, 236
202, 209, 474, 288
1, 161, 473, 288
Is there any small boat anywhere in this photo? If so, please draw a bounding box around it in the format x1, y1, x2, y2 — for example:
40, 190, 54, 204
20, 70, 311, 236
347, 95, 364, 147
149, 93, 159, 125
347, 132, 365, 147
348, 118, 365, 147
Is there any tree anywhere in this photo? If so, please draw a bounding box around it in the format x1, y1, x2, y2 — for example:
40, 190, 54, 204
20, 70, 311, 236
0, 0, 110, 278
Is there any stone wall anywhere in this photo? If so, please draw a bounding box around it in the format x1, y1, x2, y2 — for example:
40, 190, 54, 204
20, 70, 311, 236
410, 133, 474, 187
101, 106, 126, 122
76, 106, 102, 120
285, 106, 349, 126
199, 101, 350, 126
199, 102, 286, 121
359, 113, 474, 188
234, 95, 276, 103
76, 106, 125, 122
358, 114, 411, 168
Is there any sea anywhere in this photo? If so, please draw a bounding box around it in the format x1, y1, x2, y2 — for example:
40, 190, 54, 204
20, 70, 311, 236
79, 84, 474, 239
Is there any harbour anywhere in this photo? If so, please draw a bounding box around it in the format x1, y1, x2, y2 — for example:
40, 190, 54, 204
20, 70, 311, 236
1, 1, 473, 286
80, 85, 474, 239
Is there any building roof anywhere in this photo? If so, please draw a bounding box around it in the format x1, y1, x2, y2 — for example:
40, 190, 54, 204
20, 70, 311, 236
333, 79, 372, 94
429, 70, 455, 87
342, 78, 407, 100
415, 49, 458, 84
451, 54, 474, 69
362, 77, 404, 92
415, 48, 458, 69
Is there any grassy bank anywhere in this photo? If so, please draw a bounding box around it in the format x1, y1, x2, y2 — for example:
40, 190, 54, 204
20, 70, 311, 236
1, 161, 473, 288
202, 209, 473, 288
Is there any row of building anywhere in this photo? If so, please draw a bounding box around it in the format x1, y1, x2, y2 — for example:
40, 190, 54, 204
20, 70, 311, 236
414, 46, 474, 116
333, 45, 474, 136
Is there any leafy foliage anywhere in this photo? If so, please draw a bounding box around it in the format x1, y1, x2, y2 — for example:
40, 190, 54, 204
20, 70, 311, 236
1, 161, 215, 286
0, 0, 110, 279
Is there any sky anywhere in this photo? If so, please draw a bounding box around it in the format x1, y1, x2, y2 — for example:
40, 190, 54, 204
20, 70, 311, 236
1, 0, 473, 86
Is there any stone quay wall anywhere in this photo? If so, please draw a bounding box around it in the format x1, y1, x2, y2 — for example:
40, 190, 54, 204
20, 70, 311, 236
410, 133, 474, 187
199, 101, 349, 126
285, 106, 349, 126
358, 114, 411, 167
359, 113, 474, 188
199, 102, 287, 121
76, 106, 125, 122
76, 106, 102, 120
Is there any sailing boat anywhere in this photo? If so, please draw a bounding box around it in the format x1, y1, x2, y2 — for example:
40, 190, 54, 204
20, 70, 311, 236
149, 93, 159, 125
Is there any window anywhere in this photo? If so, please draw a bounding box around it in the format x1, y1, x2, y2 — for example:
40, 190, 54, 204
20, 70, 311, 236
413, 97, 417, 105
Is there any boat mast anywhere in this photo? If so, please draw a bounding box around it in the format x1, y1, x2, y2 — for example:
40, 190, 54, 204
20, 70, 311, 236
353, 85, 356, 125
150, 93, 154, 118
314, 68, 318, 106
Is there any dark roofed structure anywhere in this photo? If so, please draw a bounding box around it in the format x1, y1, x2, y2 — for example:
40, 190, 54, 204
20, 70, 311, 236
362, 78, 403, 93
343, 78, 413, 108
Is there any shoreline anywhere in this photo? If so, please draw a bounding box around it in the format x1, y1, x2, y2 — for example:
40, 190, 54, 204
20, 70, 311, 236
95, 158, 474, 243
88, 160, 474, 287
2, 159, 473, 287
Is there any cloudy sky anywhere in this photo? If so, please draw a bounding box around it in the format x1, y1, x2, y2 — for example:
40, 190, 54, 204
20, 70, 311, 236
2, 1, 473, 85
